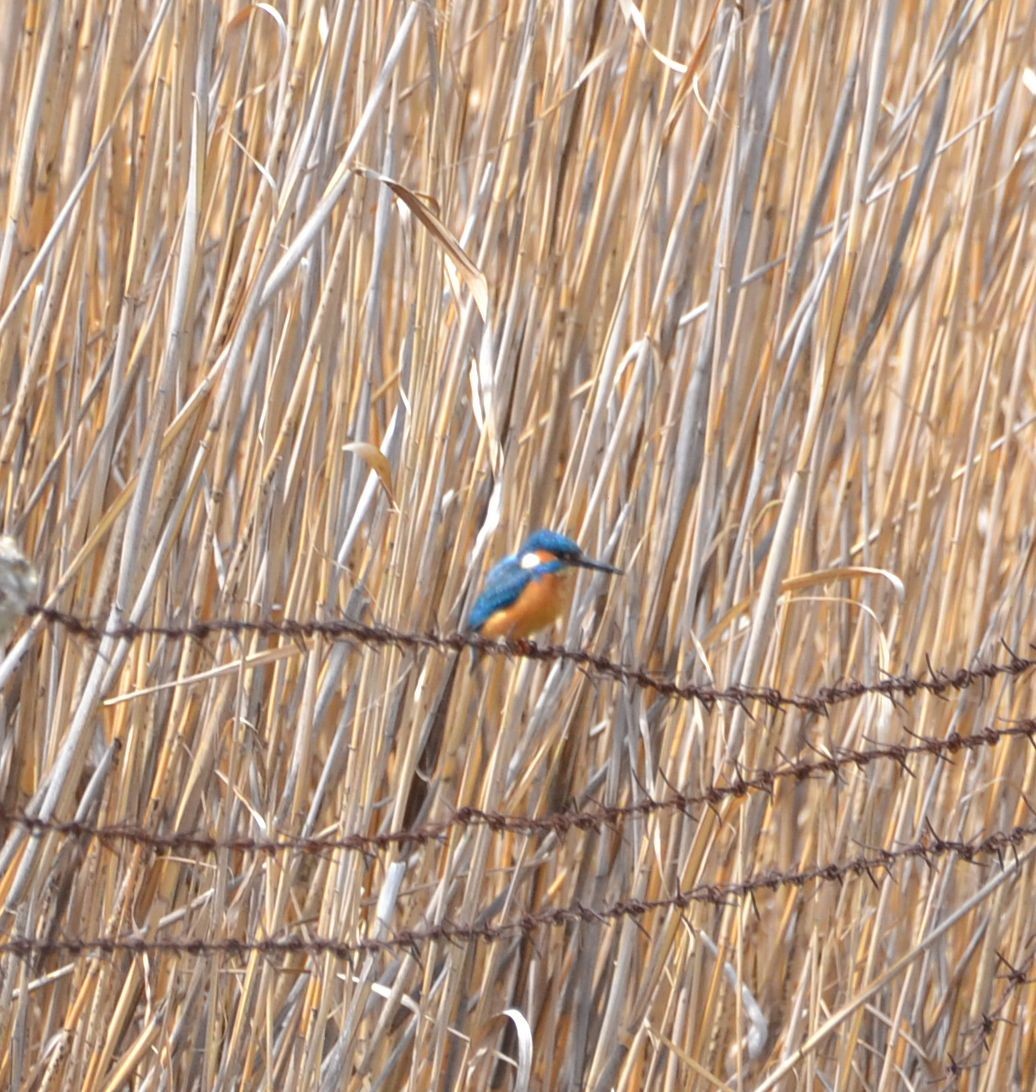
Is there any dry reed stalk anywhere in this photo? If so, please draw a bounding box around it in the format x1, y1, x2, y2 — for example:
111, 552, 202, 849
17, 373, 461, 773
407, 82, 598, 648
0, 0, 1033, 1088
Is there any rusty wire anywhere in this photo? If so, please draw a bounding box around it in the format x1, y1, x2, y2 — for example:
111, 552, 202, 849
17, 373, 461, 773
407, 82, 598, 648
3, 720, 1035, 859
2, 820, 1032, 962
6, 608, 1035, 972
944, 941, 1036, 1080
27, 605, 1036, 715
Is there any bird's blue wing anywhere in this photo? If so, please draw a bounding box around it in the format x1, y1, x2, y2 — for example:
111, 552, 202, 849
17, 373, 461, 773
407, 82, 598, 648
467, 556, 529, 631
467, 556, 566, 631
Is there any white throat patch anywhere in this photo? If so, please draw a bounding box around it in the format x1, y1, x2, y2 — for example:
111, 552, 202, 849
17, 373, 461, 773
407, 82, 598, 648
519, 551, 542, 570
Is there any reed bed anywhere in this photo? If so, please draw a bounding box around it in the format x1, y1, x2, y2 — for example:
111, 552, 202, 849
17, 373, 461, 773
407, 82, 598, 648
0, 0, 1034, 1088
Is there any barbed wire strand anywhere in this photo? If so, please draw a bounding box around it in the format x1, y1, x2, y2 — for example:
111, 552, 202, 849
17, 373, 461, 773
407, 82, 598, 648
944, 942, 1036, 1080
4, 720, 1035, 858
2, 821, 1032, 962
28, 606, 1036, 716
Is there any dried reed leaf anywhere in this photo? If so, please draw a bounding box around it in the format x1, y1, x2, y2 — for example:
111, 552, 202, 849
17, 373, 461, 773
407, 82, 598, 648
357, 166, 490, 320
342, 440, 398, 506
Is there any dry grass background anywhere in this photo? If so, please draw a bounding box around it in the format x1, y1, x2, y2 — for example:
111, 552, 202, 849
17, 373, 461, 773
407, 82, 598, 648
0, 0, 1034, 1088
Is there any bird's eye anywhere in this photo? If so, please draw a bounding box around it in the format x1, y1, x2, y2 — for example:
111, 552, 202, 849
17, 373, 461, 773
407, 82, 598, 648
519, 552, 541, 570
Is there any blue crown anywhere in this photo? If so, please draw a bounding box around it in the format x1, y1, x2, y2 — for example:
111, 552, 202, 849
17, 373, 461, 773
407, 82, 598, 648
521, 529, 583, 559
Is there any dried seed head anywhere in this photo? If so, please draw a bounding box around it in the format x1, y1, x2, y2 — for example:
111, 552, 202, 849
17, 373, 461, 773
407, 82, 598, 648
0, 536, 37, 640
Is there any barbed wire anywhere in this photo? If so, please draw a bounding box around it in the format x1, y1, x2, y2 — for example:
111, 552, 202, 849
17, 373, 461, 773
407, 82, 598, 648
27, 606, 1036, 716
2, 820, 1032, 962
5, 720, 1035, 859
942, 941, 1036, 1082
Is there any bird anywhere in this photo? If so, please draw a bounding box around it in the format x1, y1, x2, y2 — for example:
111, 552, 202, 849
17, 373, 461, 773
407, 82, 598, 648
467, 529, 622, 639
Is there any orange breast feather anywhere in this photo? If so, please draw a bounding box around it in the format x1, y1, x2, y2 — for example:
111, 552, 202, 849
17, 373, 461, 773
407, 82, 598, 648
480, 564, 573, 639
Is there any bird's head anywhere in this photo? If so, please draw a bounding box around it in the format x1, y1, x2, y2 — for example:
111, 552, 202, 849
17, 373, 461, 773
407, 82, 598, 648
518, 530, 623, 575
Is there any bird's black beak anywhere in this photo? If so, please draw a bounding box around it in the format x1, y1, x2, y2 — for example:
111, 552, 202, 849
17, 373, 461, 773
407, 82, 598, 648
573, 556, 623, 576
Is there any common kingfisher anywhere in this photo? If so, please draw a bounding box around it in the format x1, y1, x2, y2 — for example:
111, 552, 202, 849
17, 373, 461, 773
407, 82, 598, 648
467, 530, 622, 639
